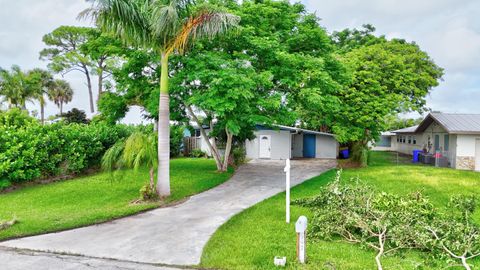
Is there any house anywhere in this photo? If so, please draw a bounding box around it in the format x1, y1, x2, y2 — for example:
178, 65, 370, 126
245, 125, 338, 159
374, 113, 480, 171
190, 124, 338, 160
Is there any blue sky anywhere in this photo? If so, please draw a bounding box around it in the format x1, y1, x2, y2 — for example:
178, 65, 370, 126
0, 0, 479, 123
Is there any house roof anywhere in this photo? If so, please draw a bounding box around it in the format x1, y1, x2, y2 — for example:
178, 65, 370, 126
416, 113, 480, 134
393, 113, 480, 135
257, 124, 335, 137
392, 125, 419, 134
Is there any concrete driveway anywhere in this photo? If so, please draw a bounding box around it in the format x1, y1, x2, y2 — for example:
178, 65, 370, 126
0, 159, 336, 267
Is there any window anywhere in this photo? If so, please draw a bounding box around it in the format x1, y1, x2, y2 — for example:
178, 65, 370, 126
408, 136, 412, 144
378, 136, 391, 147
444, 135, 449, 151
195, 129, 201, 137
413, 136, 417, 145
402, 136, 406, 143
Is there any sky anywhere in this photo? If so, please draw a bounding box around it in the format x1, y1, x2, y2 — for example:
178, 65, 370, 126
0, 0, 479, 123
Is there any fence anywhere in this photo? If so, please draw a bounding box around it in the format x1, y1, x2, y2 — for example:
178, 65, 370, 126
183, 137, 201, 156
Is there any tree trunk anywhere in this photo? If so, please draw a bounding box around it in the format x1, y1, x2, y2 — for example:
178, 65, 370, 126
156, 53, 171, 197
461, 257, 471, 270
60, 102, 63, 115
97, 68, 103, 103
40, 100, 45, 125
84, 67, 94, 113
186, 105, 223, 170
375, 251, 383, 270
149, 167, 155, 191
221, 128, 233, 172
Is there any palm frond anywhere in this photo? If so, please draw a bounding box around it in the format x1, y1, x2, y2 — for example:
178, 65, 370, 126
79, 0, 153, 49
167, 9, 240, 55
101, 139, 126, 171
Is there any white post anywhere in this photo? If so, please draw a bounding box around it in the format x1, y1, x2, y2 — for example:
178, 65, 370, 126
284, 159, 291, 223
295, 216, 307, 263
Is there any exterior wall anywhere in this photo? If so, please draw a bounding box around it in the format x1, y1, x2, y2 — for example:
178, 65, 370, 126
372, 135, 397, 151
455, 134, 480, 170
245, 130, 292, 160
315, 135, 338, 159
292, 133, 303, 158
395, 134, 422, 155
199, 129, 213, 156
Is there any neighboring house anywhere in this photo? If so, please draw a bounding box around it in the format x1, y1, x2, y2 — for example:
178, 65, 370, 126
190, 124, 338, 160
375, 113, 480, 171
371, 131, 397, 151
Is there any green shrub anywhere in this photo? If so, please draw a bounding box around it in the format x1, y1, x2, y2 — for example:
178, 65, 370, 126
0, 112, 135, 184
191, 149, 207, 158
232, 147, 246, 166
170, 125, 185, 157
0, 108, 38, 127
0, 179, 11, 190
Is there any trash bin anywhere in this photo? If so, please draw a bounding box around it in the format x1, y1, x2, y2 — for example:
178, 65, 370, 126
412, 150, 422, 163
340, 149, 349, 159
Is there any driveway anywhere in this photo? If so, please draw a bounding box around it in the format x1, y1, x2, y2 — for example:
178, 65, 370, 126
0, 159, 336, 267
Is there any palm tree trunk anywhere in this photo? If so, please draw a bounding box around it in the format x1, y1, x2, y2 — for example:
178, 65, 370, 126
60, 102, 63, 115
156, 52, 171, 197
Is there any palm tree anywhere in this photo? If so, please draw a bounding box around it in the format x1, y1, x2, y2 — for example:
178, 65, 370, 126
80, 0, 239, 197
28, 68, 54, 124
48, 79, 74, 115
102, 132, 158, 195
0, 65, 29, 108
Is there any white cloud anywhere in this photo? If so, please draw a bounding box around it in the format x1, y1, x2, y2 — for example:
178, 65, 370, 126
303, 0, 480, 114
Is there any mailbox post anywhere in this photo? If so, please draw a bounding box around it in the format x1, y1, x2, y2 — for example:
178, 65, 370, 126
295, 216, 307, 264
284, 159, 291, 223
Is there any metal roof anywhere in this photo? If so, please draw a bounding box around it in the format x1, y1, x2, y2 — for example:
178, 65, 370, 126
416, 113, 480, 134
392, 125, 419, 134
269, 124, 336, 137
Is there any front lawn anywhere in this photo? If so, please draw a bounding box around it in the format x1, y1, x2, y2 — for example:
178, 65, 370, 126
0, 158, 233, 241
201, 152, 480, 269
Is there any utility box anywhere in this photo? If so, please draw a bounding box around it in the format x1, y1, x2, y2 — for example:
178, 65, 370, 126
295, 216, 307, 263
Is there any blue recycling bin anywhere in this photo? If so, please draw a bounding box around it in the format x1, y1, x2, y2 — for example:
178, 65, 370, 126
412, 150, 422, 163
340, 149, 349, 159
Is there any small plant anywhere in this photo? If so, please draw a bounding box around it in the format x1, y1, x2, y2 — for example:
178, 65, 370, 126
102, 131, 158, 199
232, 147, 246, 166
191, 149, 207, 158
139, 183, 158, 201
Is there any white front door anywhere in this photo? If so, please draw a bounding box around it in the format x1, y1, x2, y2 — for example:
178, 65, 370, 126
475, 139, 480, 172
259, 135, 271, 159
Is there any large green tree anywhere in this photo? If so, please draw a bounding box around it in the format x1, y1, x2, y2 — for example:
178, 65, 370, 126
40, 26, 122, 113
333, 39, 443, 165
81, 0, 239, 196
170, 51, 276, 171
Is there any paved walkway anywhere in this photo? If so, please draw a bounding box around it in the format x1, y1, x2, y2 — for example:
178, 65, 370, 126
0, 159, 335, 267
0, 246, 178, 270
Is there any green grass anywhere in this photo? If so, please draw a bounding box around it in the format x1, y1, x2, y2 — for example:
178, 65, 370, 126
0, 158, 233, 241
201, 152, 480, 270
